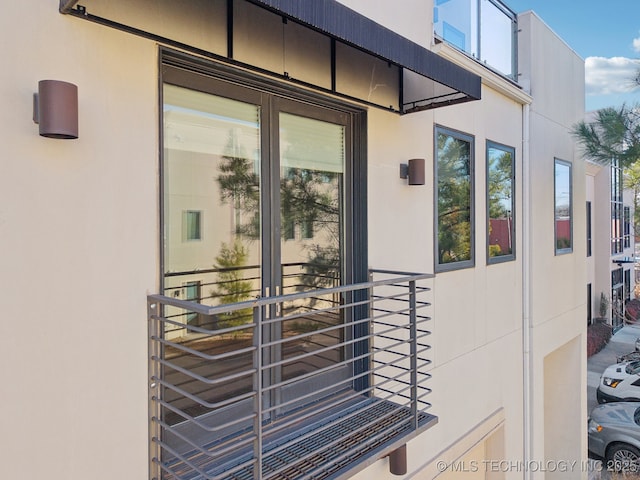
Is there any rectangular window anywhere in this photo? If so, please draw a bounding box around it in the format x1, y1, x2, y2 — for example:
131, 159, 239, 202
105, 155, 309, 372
624, 206, 631, 249
182, 210, 202, 241
587, 283, 592, 325
554, 159, 572, 254
435, 126, 474, 271
184, 281, 201, 325
625, 269, 631, 302
487, 141, 515, 263
586, 201, 592, 257
612, 268, 624, 331
612, 160, 623, 254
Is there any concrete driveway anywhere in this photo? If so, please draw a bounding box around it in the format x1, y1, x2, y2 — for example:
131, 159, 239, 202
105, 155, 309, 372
587, 324, 640, 413
587, 324, 640, 479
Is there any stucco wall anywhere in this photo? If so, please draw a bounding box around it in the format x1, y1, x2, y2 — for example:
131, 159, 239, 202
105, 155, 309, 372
1, 3, 157, 479
1, 2, 586, 480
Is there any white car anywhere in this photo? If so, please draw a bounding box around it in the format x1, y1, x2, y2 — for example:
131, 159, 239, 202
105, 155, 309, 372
597, 360, 640, 404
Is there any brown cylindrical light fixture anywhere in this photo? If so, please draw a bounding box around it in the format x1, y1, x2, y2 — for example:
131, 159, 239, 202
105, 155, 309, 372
388, 445, 407, 475
407, 158, 425, 185
33, 80, 78, 139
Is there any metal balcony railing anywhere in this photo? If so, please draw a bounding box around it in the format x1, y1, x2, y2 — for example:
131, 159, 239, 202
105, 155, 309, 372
148, 269, 435, 480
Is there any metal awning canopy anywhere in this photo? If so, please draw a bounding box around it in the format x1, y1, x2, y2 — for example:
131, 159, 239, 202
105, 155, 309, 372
59, 0, 481, 113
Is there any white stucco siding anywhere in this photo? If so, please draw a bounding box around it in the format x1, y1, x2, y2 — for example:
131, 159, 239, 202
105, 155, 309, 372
1, 2, 587, 480
1, 4, 157, 479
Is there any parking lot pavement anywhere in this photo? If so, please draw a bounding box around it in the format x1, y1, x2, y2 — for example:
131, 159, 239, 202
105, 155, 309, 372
587, 324, 640, 479
587, 324, 640, 413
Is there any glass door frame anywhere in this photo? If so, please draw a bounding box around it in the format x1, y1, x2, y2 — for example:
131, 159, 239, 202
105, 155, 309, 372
159, 49, 369, 421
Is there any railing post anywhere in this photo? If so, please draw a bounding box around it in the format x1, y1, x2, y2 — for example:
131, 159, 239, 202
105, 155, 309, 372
148, 299, 162, 480
253, 303, 263, 480
409, 280, 418, 429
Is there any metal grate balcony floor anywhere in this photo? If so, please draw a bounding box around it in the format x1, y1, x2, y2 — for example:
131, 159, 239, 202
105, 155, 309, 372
164, 397, 437, 480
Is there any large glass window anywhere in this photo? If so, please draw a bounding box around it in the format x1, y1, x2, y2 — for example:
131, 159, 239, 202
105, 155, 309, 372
434, 0, 517, 80
612, 160, 624, 254
160, 62, 366, 446
586, 201, 592, 257
624, 206, 631, 249
435, 126, 474, 271
487, 141, 515, 263
555, 159, 573, 254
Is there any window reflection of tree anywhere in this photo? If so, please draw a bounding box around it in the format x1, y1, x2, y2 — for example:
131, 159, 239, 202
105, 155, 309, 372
438, 132, 472, 264
488, 148, 513, 257
216, 129, 341, 299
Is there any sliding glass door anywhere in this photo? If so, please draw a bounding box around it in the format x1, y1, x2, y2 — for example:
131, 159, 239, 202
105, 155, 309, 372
161, 65, 357, 429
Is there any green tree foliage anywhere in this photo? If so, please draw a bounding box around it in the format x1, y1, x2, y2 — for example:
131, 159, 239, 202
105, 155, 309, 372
217, 131, 260, 238
216, 129, 342, 298
573, 105, 640, 235
625, 162, 640, 235
280, 167, 341, 290
437, 132, 472, 264
211, 239, 253, 328
487, 150, 512, 219
572, 104, 640, 168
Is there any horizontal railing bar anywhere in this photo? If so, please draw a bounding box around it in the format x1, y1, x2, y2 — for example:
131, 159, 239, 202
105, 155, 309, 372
149, 268, 435, 480
165, 261, 334, 278
153, 440, 216, 479
262, 351, 421, 421
370, 268, 434, 279
154, 398, 256, 433
262, 343, 414, 410
153, 378, 255, 410
149, 271, 432, 315
261, 325, 409, 371
259, 315, 365, 345
152, 336, 257, 362
371, 344, 431, 360
263, 355, 421, 435
154, 417, 256, 461
261, 300, 370, 327
154, 315, 254, 336
155, 357, 256, 386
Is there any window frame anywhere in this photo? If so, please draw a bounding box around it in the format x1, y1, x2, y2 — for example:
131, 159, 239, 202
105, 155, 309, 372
158, 48, 372, 452
554, 158, 573, 255
486, 140, 515, 264
586, 201, 592, 257
434, 124, 475, 272
611, 159, 624, 254
624, 205, 631, 249
182, 209, 202, 241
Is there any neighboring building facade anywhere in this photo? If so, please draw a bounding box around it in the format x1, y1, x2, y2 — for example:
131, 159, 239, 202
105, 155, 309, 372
586, 159, 636, 330
1, 2, 586, 480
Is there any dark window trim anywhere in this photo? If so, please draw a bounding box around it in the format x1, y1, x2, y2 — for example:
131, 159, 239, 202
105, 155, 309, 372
486, 140, 515, 265
554, 158, 573, 255
434, 124, 475, 272
587, 283, 592, 325
160, 47, 368, 292
586, 201, 592, 257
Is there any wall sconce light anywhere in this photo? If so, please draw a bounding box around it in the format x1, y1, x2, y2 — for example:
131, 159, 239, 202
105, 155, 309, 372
33, 80, 78, 139
399, 158, 425, 185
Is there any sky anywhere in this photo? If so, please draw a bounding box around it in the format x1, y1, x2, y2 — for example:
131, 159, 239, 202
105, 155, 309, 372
504, 0, 640, 111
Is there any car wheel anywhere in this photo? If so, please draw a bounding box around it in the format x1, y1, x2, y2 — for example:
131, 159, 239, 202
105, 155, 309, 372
606, 443, 640, 472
